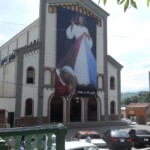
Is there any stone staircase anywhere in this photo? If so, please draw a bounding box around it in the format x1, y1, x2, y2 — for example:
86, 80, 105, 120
64, 121, 128, 129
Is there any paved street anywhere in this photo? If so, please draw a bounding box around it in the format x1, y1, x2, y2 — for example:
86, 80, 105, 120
66, 124, 150, 150
98, 147, 150, 150
98, 148, 150, 150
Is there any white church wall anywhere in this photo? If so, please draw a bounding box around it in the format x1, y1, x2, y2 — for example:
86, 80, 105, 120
28, 25, 39, 44
43, 89, 54, 116
0, 61, 16, 97
96, 25, 104, 74
1, 47, 8, 60
0, 98, 16, 112
9, 40, 17, 54
107, 62, 118, 115
3, 61, 16, 97
17, 32, 28, 48
0, 67, 4, 96
21, 51, 39, 117
44, 70, 51, 85
45, 4, 57, 68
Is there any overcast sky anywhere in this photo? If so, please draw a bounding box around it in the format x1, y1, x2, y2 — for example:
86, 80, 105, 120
0, 0, 149, 93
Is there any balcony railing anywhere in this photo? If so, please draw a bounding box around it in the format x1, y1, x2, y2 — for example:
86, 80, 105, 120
0, 123, 67, 150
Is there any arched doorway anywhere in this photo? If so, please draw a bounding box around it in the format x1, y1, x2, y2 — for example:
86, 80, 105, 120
25, 98, 33, 116
50, 97, 63, 122
88, 98, 97, 121
70, 98, 81, 122
110, 101, 115, 115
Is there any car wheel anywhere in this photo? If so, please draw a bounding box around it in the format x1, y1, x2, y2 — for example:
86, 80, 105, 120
127, 147, 131, 150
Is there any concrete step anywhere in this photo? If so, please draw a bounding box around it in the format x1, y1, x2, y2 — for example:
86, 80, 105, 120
64, 121, 127, 129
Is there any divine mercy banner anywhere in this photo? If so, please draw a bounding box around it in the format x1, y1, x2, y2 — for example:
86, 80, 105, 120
55, 7, 97, 97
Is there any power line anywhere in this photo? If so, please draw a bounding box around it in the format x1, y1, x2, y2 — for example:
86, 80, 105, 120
0, 80, 52, 90
0, 21, 27, 26
0, 23, 150, 40
108, 34, 150, 41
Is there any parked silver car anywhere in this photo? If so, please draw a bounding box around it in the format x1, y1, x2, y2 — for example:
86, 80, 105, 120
121, 118, 132, 125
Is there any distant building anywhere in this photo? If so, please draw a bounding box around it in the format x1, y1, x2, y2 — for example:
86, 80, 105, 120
0, 0, 123, 127
121, 106, 126, 118
126, 103, 150, 125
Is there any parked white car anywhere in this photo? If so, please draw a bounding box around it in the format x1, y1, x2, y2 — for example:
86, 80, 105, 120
65, 141, 99, 150
131, 121, 137, 125
122, 118, 137, 125
71, 130, 107, 148
51, 141, 99, 150
146, 122, 150, 126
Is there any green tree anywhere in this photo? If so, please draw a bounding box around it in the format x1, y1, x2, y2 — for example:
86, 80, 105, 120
131, 96, 138, 103
122, 98, 132, 105
98, 0, 150, 11
137, 92, 150, 103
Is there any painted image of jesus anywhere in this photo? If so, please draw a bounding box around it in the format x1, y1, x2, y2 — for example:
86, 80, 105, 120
66, 15, 96, 88
56, 8, 97, 97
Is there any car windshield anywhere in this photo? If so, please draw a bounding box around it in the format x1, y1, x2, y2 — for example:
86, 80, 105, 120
89, 134, 101, 139
80, 134, 100, 139
80, 135, 88, 139
112, 131, 129, 138
136, 130, 150, 135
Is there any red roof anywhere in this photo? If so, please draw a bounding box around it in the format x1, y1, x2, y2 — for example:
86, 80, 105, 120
127, 103, 150, 108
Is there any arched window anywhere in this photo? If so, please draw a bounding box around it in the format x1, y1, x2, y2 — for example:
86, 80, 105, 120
44, 70, 51, 85
110, 76, 115, 90
26, 67, 35, 84
98, 75, 103, 89
25, 99, 33, 116
110, 101, 115, 115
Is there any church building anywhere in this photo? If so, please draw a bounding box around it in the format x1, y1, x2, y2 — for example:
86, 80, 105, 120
0, 0, 123, 127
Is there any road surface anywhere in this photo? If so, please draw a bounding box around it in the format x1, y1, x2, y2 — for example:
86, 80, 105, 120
66, 124, 150, 150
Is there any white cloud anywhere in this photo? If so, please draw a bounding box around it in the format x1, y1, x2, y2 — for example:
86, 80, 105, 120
0, 0, 39, 46
0, 33, 8, 42
25, 0, 40, 6
17, 0, 40, 25
26, 0, 40, 18
97, 1, 150, 92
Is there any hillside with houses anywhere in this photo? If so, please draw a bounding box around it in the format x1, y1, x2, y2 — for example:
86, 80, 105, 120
121, 91, 150, 105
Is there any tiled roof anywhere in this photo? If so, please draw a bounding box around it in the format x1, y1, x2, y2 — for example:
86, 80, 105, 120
127, 103, 150, 108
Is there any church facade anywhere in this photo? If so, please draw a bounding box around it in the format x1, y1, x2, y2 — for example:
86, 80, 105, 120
0, 0, 123, 127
